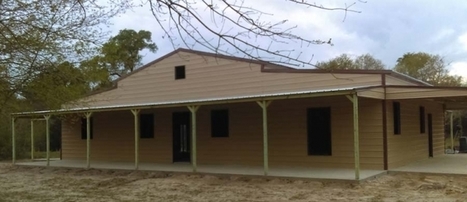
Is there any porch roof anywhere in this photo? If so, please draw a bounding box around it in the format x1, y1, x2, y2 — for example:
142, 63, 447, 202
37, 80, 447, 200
12, 86, 370, 118
13, 84, 467, 118
383, 85, 467, 110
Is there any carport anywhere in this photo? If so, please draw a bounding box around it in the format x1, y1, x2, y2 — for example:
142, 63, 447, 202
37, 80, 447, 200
384, 85, 467, 152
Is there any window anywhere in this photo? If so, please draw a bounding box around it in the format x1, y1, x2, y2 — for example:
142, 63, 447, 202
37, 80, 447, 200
419, 106, 425, 134
140, 114, 154, 138
211, 109, 229, 137
81, 117, 93, 139
175, 65, 185, 80
307, 107, 332, 156
393, 102, 401, 135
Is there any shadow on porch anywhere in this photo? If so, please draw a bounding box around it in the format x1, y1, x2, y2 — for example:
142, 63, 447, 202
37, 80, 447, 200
390, 154, 467, 174
16, 160, 385, 181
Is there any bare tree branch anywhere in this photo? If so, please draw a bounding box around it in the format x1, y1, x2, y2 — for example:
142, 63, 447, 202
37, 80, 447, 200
141, 0, 365, 67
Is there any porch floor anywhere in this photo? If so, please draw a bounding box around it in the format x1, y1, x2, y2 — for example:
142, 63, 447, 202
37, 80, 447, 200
391, 154, 467, 174
17, 160, 385, 181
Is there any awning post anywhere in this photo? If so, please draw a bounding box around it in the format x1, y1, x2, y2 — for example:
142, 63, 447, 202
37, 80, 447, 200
450, 111, 454, 152
346, 94, 360, 180
11, 117, 16, 164
257, 100, 272, 176
131, 109, 140, 170
44, 114, 51, 166
85, 112, 93, 169
188, 105, 200, 172
31, 120, 34, 160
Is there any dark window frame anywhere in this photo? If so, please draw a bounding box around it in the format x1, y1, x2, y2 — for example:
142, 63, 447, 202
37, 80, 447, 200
393, 102, 401, 135
211, 109, 229, 138
140, 114, 155, 139
419, 106, 426, 134
307, 107, 332, 156
81, 117, 93, 140
175, 65, 186, 80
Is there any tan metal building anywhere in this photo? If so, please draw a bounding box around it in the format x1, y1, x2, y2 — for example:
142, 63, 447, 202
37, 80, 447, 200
12, 49, 467, 180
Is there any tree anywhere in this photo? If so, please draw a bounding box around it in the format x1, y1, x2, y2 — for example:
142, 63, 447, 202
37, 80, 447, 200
77, 29, 158, 90
21, 62, 90, 110
79, 57, 114, 90
99, 29, 158, 77
0, 0, 127, 112
354, 54, 386, 70
316, 54, 386, 70
0, 0, 128, 160
394, 52, 463, 86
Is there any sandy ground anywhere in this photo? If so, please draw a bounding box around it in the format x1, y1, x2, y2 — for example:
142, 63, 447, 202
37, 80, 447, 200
1, 164, 467, 202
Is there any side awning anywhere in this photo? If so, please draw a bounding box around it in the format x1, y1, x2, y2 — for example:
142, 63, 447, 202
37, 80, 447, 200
356, 85, 467, 110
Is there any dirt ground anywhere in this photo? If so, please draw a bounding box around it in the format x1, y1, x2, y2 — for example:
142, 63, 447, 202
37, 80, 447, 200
1, 164, 467, 202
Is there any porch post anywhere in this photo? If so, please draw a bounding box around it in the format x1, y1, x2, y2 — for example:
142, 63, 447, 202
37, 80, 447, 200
85, 112, 93, 169
44, 114, 51, 166
257, 100, 272, 176
11, 117, 16, 164
131, 109, 140, 170
346, 93, 360, 180
450, 111, 454, 152
188, 105, 200, 172
31, 120, 34, 160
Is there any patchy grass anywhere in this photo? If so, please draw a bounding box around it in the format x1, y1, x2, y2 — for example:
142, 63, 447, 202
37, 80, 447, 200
0, 164, 467, 201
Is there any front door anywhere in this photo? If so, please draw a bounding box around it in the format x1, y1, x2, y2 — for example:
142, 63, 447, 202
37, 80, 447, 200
173, 112, 191, 162
428, 113, 433, 157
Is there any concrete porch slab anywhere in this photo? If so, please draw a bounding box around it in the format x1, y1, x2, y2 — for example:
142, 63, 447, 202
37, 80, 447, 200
16, 160, 385, 181
391, 154, 467, 175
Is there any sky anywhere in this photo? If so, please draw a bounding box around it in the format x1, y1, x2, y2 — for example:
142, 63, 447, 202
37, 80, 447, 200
108, 0, 467, 78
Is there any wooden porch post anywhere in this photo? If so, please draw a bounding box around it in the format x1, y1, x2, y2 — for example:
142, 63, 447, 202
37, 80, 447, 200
188, 105, 200, 172
44, 114, 51, 166
131, 109, 140, 170
450, 111, 454, 152
85, 112, 93, 169
31, 120, 34, 160
257, 100, 272, 176
11, 117, 16, 164
346, 94, 360, 180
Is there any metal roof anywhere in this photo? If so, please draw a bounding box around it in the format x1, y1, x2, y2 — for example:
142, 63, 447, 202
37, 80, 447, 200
11, 86, 375, 117
389, 71, 433, 86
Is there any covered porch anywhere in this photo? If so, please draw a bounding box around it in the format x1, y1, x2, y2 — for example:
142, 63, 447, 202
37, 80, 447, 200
11, 87, 370, 180
16, 159, 385, 181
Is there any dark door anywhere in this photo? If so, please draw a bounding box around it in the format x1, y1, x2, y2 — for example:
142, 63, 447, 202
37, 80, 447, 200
428, 113, 433, 157
173, 112, 191, 162
307, 107, 332, 155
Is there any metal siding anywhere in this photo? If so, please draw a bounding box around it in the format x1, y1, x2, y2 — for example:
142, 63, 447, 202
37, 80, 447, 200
62, 97, 384, 169
82, 51, 382, 107
386, 100, 444, 169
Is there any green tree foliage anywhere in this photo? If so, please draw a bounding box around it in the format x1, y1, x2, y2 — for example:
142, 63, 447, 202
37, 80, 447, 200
394, 52, 463, 86
316, 54, 386, 70
79, 29, 158, 90
0, 0, 127, 160
79, 57, 114, 89
98, 29, 158, 77
0, 0, 126, 111
21, 62, 90, 110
